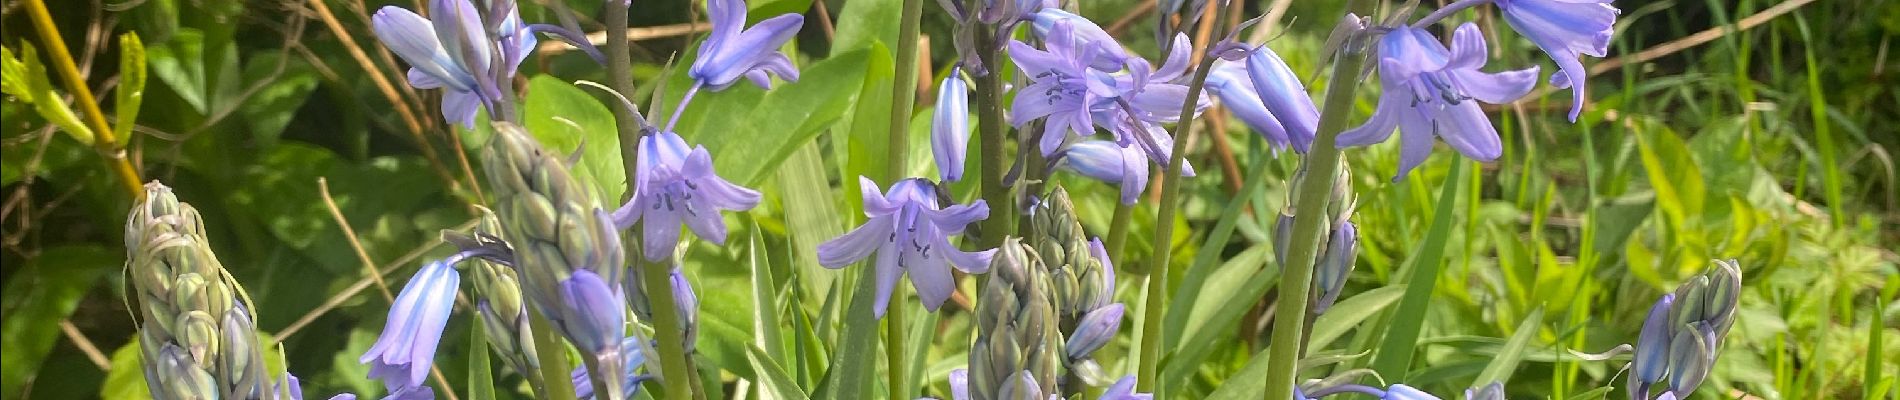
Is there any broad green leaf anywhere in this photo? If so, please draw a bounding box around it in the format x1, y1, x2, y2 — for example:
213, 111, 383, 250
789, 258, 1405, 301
238, 52, 318, 148
778, 143, 844, 305
0, 246, 112, 399
749, 0, 817, 25
1471, 309, 1543, 389
839, 43, 896, 214
1205, 347, 1276, 400
146, 29, 210, 113
829, 0, 900, 56
1163, 138, 1275, 350
0, 43, 94, 145
1307, 284, 1406, 351
697, 49, 872, 187
115, 33, 147, 142
1159, 253, 1279, 394
747, 344, 813, 400
1631, 119, 1704, 226
750, 218, 788, 362
522, 75, 625, 201
821, 271, 881, 399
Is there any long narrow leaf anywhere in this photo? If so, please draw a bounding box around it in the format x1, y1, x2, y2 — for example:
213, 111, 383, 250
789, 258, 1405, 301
1370, 160, 1468, 378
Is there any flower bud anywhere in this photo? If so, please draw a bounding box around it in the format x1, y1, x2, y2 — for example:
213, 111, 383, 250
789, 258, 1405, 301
1464, 382, 1504, 400
934, 68, 972, 182
1064, 304, 1124, 360
1629, 294, 1673, 399
1313, 220, 1358, 314
970, 238, 1060, 400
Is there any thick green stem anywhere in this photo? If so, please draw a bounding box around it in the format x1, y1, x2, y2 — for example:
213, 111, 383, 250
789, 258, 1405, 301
972, 28, 1012, 247
885, 0, 924, 395
1104, 201, 1135, 270
1135, 6, 1232, 393
1260, 45, 1366, 400
641, 260, 695, 400
528, 309, 581, 400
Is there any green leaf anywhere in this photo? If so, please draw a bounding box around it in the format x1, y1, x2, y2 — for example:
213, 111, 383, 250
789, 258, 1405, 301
0, 43, 95, 145
115, 32, 147, 142
822, 270, 881, 399
829, 0, 901, 56
237, 52, 318, 148
469, 319, 497, 400
1160, 249, 1280, 394
747, 344, 813, 400
1205, 347, 1275, 400
1370, 160, 1468, 379
751, 218, 789, 362
1163, 138, 1276, 350
523, 75, 625, 201
0, 246, 112, 399
694, 49, 872, 187
100, 338, 151, 400
777, 143, 844, 306
1471, 309, 1543, 389
1307, 284, 1407, 351
838, 43, 895, 213
1630, 119, 1705, 226
146, 29, 210, 113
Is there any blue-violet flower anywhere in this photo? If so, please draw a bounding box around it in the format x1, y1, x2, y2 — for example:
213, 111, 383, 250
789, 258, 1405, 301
360, 260, 460, 391
689, 0, 803, 91
1497, 0, 1618, 121
817, 177, 996, 317
933, 68, 972, 182
371, 0, 536, 127
1336, 23, 1538, 179
614, 131, 762, 261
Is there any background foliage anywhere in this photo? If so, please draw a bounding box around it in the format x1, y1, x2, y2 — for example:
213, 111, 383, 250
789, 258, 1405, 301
1, 0, 1895, 398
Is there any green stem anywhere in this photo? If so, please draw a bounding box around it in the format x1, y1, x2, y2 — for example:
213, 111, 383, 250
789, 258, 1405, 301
1104, 201, 1135, 271
643, 260, 695, 400
972, 27, 1012, 247
885, 0, 924, 395
1135, 5, 1232, 393
22, 0, 143, 198
1258, 32, 1367, 400
528, 308, 581, 400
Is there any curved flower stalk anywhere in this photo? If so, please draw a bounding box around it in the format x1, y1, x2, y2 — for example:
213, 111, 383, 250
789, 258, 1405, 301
611, 130, 761, 261
1054, 140, 1149, 204
938, 0, 1050, 75
1496, 0, 1618, 121
818, 177, 996, 317
1627, 260, 1742, 400
125, 182, 277, 400
371, 0, 537, 127
967, 238, 1061, 400
480, 122, 631, 400
1336, 23, 1539, 179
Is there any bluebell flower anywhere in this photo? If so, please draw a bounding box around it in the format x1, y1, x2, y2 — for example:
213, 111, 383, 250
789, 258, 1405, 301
1010, 22, 1206, 167
1205, 61, 1295, 151
933, 68, 972, 182
1243, 46, 1321, 153
371, 0, 536, 127
1626, 260, 1741, 400
1027, 9, 1131, 70
570, 336, 655, 399
1064, 303, 1125, 360
1336, 23, 1538, 179
1629, 293, 1674, 399
1312, 219, 1357, 313
1383, 384, 1444, 400
613, 130, 761, 261
1055, 140, 1148, 204
689, 0, 803, 91
1099, 375, 1155, 400
818, 177, 996, 317
360, 260, 461, 391
1464, 382, 1505, 400
1497, 0, 1618, 121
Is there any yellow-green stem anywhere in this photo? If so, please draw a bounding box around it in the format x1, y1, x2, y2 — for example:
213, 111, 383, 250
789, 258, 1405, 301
885, 0, 924, 394
529, 308, 581, 400
1104, 201, 1135, 271
22, 0, 143, 198
1259, 36, 1367, 400
641, 260, 695, 400
1135, 6, 1232, 393
972, 25, 1012, 248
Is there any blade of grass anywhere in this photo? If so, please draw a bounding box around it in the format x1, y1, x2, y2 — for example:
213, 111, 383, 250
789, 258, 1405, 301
1472, 309, 1544, 389
1794, 14, 1845, 226
469, 320, 496, 400
1369, 159, 1468, 379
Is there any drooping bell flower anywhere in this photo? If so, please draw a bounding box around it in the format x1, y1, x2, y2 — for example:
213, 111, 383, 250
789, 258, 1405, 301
1496, 0, 1618, 121
1336, 23, 1539, 179
613, 130, 762, 261
817, 177, 996, 317
1098, 375, 1156, 400
1243, 46, 1321, 153
1054, 140, 1148, 205
1026, 9, 1131, 70
933, 68, 973, 182
1064, 303, 1125, 360
360, 260, 461, 391
371, 0, 536, 127
1011, 21, 1206, 168
688, 0, 803, 92
1205, 61, 1296, 152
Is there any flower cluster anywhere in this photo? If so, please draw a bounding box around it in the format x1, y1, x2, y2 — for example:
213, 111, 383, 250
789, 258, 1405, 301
1628, 260, 1742, 400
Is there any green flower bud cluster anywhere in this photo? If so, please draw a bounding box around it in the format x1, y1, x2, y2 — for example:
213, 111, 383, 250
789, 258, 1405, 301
969, 238, 1063, 400
454, 207, 542, 385
1031, 187, 1111, 318
126, 182, 278, 400
1273, 164, 1358, 314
